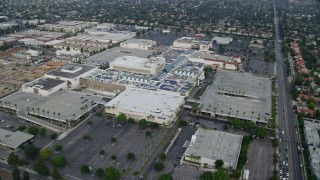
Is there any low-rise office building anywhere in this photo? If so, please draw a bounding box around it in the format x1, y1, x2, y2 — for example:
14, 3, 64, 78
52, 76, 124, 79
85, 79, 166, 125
105, 88, 184, 126
38, 21, 98, 34
183, 128, 243, 170
0, 129, 34, 150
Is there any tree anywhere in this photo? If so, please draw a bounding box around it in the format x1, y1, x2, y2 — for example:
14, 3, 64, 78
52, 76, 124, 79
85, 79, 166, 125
308, 101, 316, 109
111, 137, 117, 144
243, 121, 255, 131
34, 158, 49, 176
7, 153, 19, 166
215, 159, 224, 169
52, 156, 67, 168
145, 131, 152, 137
12, 166, 20, 180
128, 118, 135, 124
18, 125, 27, 132
117, 114, 126, 123
51, 168, 62, 180
28, 126, 38, 135
127, 152, 135, 161
158, 173, 173, 180
39, 128, 46, 137
231, 118, 242, 130
154, 162, 165, 171
150, 122, 159, 129
105, 166, 120, 180
23, 171, 30, 180
55, 145, 63, 152
177, 119, 188, 127
96, 168, 104, 177
24, 145, 39, 159
213, 169, 230, 180
50, 133, 58, 140
87, 120, 93, 126
200, 171, 213, 180
256, 127, 268, 138
139, 119, 148, 129
40, 149, 52, 160
80, 165, 91, 174
111, 155, 117, 161
159, 153, 167, 161
100, 150, 105, 156
84, 134, 91, 141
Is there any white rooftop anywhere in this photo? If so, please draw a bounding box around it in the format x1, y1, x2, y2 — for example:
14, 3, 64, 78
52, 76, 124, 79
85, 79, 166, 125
0, 129, 34, 149
185, 128, 243, 169
105, 88, 184, 119
111, 56, 164, 69
121, 39, 156, 46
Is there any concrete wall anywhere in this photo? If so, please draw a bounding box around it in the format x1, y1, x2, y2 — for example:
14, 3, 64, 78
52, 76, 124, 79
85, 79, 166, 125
80, 78, 126, 93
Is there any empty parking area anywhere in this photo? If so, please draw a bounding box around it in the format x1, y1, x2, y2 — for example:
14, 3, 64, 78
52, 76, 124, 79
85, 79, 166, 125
245, 139, 273, 180
50, 116, 168, 179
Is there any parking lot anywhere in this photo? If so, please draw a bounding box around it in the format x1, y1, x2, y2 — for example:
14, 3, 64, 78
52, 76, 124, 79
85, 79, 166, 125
140, 31, 180, 46
245, 139, 273, 180
48, 115, 168, 179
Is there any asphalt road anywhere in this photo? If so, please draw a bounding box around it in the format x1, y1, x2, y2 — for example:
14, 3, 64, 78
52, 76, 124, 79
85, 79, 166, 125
273, 1, 303, 180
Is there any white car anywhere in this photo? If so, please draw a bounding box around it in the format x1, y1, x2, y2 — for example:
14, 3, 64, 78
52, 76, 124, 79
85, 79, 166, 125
0, 120, 5, 123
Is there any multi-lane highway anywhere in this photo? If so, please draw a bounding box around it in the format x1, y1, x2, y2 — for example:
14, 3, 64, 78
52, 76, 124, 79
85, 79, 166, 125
273, 1, 303, 180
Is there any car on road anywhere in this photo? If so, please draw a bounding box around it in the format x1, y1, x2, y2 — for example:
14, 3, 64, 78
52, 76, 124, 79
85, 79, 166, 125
0, 120, 5, 123
282, 131, 284, 135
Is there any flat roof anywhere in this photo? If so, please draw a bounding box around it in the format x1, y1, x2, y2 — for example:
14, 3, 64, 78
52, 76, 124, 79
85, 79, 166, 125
84, 47, 154, 66
0, 129, 34, 149
111, 56, 164, 69
0, 90, 103, 122
105, 88, 184, 119
185, 128, 242, 169
200, 69, 272, 122
45, 64, 96, 79
189, 51, 234, 62
121, 39, 156, 46
304, 121, 320, 177
24, 77, 65, 90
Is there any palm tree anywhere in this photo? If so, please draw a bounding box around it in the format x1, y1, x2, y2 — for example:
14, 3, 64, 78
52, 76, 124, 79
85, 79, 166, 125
42, 110, 45, 117
8, 102, 10, 109
220, 110, 224, 116
37, 108, 40, 116
73, 114, 76, 120
4, 102, 7, 108
57, 113, 61, 121
53, 112, 56, 120
236, 110, 239, 118
47, 111, 50, 118
243, 112, 246, 119
14, 104, 17, 110
32, 107, 35, 114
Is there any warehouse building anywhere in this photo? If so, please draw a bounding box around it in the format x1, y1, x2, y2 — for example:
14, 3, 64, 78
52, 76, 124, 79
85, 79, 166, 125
105, 88, 185, 126
22, 77, 67, 96
183, 128, 243, 170
199, 69, 271, 124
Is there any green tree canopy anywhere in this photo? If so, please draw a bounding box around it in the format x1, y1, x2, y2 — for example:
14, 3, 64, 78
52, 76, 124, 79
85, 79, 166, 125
200, 171, 213, 180
105, 166, 120, 180
213, 169, 230, 180
51, 168, 62, 180
139, 119, 148, 129
158, 173, 174, 180
28, 126, 39, 135
215, 159, 224, 169
127, 152, 135, 161
12, 166, 20, 180
95, 168, 104, 177
24, 145, 39, 159
117, 114, 127, 123
34, 158, 50, 176
39, 128, 46, 137
231, 118, 242, 130
40, 149, 52, 160
159, 153, 167, 161
80, 165, 91, 174
7, 152, 19, 166
154, 162, 165, 171
23, 171, 30, 180
177, 119, 188, 127
55, 145, 63, 152
256, 127, 268, 138
52, 156, 67, 168
243, 121, 255, 131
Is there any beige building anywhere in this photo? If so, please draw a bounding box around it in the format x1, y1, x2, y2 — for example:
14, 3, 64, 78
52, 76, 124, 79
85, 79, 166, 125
173, 37, 199, 49
105, 88, 185, 126
109, 56, 165, 75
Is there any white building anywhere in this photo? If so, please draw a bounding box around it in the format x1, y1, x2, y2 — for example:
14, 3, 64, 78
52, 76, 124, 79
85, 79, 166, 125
109, 56, 165, 75
38, 21, 98, 34
120, 39, 157, 50
44, 64, 98, 88
173, 37, 199, 49
22, 77, 67, 96
105, 88, 185, 126
212, 37, 233, 45
183, 128, 243, 170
